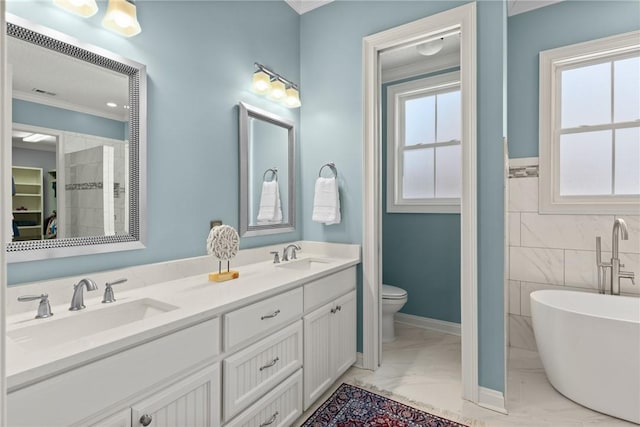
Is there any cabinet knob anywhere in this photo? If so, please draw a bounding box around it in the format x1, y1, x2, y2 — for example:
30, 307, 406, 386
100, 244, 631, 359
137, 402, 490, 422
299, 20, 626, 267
139, 414, 153, 426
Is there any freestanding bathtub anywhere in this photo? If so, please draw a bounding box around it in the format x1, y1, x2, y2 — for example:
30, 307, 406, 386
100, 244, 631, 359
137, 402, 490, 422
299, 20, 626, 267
531, 290, 640, 424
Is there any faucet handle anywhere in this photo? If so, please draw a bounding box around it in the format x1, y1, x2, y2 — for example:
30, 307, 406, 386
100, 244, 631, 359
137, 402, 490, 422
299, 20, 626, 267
270, 251, 280, 264
18, 294, 53, 319
102, 278, 127, 304
620, 271, 636, 286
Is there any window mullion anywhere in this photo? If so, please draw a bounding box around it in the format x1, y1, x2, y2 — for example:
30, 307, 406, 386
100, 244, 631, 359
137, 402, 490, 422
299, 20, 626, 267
611, 60, 616, 196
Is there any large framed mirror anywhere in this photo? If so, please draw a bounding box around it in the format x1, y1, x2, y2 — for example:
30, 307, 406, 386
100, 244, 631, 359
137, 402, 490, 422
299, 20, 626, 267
5, 14, 147, 262
239, 102, 295, 237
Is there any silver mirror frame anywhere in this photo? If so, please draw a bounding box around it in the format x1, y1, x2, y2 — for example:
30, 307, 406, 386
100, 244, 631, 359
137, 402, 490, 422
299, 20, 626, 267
5, 14, 147, 262
239, 102, 295, 237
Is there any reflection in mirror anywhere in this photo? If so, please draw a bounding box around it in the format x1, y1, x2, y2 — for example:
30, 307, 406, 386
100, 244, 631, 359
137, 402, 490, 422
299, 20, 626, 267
5, 14, 146, 262
239, 102, 295, 237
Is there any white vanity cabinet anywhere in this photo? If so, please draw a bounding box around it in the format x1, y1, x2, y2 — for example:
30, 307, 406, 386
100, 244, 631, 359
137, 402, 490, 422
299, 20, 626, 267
302, 268, 357, 411
8, 262, 358, 427
88, 364, 221, 427
130, 363, 221, 427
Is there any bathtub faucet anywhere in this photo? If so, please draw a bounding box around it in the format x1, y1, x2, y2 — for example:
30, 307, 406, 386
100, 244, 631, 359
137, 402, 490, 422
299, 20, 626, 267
610, 218, 635, 295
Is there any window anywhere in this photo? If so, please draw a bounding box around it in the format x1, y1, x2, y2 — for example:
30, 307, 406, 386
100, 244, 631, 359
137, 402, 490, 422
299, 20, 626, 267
539, 31, 640, 214
387, 71, 461, 213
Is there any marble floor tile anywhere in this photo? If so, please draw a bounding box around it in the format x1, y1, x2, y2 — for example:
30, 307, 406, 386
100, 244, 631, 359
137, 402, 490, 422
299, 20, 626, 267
295, 324, 635, 426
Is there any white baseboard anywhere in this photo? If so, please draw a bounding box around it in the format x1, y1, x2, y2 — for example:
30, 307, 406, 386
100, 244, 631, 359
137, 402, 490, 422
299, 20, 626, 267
354, 352, 364, 369
478, 386, 508, 414
395, 313, 461, 336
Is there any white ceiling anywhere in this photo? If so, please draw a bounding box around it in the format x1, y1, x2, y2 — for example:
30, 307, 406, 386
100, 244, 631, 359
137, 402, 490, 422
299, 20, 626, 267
9, 37, 129, 122
285, 0, 564, 16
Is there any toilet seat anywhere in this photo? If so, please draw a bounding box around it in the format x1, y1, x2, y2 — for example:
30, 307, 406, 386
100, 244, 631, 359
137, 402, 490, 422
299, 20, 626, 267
382, 284, 407, 300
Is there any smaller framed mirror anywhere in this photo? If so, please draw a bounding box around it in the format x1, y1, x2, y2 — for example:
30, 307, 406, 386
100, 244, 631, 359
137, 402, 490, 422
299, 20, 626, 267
239, 102, 295, 237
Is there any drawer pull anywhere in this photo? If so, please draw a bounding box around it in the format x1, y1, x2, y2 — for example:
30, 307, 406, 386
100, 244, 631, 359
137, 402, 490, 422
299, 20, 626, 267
259, 357, 280, 371
331, 305, 342, 314
261, 309, 281, 320
139, 414, 153, 426
260, 411, 279, 427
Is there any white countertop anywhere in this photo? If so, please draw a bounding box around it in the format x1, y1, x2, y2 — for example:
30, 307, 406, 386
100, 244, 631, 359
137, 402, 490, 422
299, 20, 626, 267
6, 247, 360, 392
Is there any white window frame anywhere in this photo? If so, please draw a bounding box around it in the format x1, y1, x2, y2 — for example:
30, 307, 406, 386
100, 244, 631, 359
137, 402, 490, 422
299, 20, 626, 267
387, 71, 461, 213
539, 30, 640, 214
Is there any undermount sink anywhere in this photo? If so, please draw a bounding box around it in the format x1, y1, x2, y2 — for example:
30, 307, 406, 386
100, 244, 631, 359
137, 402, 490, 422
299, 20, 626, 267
8, 298, 178, 351
276, 257, 332, 271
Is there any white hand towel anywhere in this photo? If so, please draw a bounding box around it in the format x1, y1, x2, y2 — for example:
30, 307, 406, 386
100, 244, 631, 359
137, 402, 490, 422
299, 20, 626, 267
257, 181, 283, 225
312, 177, 341, 225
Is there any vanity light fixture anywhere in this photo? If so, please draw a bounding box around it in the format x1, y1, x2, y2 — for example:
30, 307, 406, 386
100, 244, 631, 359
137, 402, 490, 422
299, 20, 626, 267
252, 70, 272, 94
252, 63, 301, 108
268, 78, 287, 101
102, 0, 142, 37
52, 0, 98, 17
284, 86, 302, 108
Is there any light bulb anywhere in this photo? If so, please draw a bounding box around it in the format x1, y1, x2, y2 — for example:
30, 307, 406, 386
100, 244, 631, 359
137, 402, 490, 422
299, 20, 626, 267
268, 79, 286, 101
102, 0, 142, 37
283, 87, 301, 108
252, 71, 271, 94
53, 0, 98, 17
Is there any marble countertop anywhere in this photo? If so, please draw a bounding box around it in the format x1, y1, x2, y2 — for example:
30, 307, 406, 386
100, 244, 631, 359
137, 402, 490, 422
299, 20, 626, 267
6, 244, 360, 392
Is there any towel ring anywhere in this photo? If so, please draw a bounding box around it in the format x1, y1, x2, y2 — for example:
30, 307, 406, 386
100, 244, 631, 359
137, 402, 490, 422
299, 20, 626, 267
263, 168, 278, 182
318, 162, 338, 178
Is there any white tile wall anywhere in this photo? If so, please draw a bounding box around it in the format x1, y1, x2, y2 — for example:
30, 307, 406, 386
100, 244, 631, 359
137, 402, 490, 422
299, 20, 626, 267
509, 212, 521, 246
508, 177, 538, 212
521, 213, 614, 251
510, 246, 564, 285
507, 159, 640, 351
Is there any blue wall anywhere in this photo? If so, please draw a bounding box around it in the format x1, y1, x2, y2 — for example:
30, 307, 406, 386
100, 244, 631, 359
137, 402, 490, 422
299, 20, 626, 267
300, 0, 506, 392
12, 99, 126, 140
6, 0, 301, 284
381, 70, 461, 324
507, 0, 640, 158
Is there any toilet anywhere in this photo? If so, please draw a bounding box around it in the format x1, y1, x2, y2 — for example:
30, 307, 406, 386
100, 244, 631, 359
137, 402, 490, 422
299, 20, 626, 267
381, 284, 408, 343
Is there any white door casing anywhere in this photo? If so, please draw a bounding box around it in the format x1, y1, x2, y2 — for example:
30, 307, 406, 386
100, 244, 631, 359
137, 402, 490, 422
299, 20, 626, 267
361, 2, 478, 403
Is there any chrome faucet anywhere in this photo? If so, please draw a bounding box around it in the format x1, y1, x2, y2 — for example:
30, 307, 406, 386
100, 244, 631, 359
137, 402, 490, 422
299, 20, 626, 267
610, 218, 635, 295
282, 244, 301, 261
69, 278, 98, 311
18, 294, 53, 319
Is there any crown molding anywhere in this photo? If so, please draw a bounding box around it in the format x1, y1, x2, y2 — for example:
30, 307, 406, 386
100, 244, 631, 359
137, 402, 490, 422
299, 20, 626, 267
508, 0, 564, 17
284, 0, 334, 15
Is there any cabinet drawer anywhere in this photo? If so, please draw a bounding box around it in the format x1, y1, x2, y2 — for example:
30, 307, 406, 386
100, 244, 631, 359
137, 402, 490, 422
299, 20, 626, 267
304, 267, 356, 312
223, 321, 302, 421
224, 288, 302, 351
225, 370, 302, 427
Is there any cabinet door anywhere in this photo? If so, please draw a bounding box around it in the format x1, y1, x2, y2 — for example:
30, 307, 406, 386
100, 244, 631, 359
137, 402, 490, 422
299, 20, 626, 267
331, 290, 357, 378
86, 409, 132, 427
303, 301, 333, 411
131, 363, 220, 427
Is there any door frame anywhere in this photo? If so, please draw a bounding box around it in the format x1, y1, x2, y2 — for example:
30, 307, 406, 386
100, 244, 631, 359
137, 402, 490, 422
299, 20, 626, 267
361, 2, 479, 403
1, 0, 9, 423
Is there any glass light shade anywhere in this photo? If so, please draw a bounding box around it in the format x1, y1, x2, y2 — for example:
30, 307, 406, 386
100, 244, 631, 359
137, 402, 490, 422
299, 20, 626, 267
102, 0, 142, 37
252, 71, 271, 94
52, 0, 98, 17
416, 38, 444, 56
284, 87, 302, 108
268, 79, 286, 101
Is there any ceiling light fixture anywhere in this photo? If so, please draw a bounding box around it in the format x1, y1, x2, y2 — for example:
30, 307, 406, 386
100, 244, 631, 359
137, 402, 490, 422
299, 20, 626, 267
52, 0, 98, 17
416, 37, 444, 56
252, 63, 301, 108
102, 0, 142, 37
107, 102, 118, 108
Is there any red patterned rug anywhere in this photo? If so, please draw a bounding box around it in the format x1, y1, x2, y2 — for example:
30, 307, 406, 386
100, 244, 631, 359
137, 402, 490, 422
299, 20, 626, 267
301, 383, 469, 427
